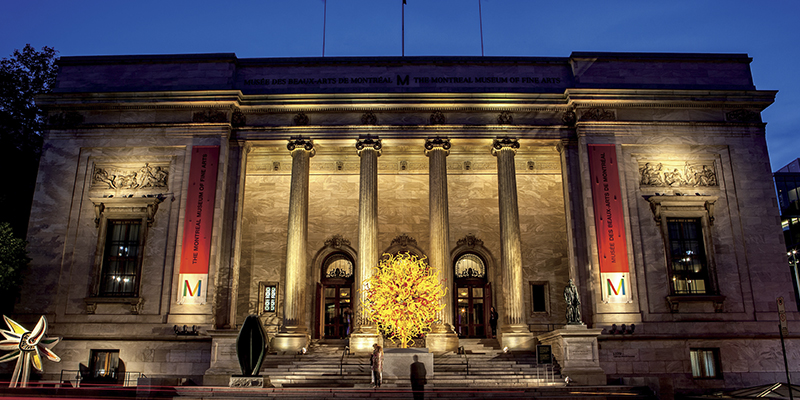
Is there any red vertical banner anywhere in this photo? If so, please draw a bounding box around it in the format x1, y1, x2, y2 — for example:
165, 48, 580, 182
588, 144, 631, 303
178, 146, 220, 304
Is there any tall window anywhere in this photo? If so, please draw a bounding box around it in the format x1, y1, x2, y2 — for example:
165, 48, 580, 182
668, 218, 709, 294
99, 220, 142, 296
530, 282, 549, 313
259, 282, 278, 313
690, 348, 720, 378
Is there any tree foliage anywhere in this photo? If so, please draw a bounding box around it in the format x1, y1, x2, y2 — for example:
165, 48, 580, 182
0, 45, 58, 236
364, 252, 446, 348
0, 222, 30, 314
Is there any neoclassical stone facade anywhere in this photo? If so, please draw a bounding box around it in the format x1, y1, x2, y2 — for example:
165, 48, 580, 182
9, 52, 795, 395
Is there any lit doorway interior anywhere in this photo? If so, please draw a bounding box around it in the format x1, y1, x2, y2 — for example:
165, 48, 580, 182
318, 253, 354, 339
454, 253, 492, 338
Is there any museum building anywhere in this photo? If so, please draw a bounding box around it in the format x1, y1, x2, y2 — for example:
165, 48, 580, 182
8, 52, 795, 393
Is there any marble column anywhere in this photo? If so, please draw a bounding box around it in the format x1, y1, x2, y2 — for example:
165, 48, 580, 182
272, 138, 315, 352
227, 142, 251, 329
349, 137, 384, 353
492, 138, 535, 350
424, 138, 459, 352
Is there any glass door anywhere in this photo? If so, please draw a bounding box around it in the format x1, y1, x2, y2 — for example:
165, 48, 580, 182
455, 284, 485, 337
323, 284, 352, 338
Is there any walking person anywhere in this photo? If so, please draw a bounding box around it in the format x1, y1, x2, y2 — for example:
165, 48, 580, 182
489, 306, 498, 338
370, 343, 383, 388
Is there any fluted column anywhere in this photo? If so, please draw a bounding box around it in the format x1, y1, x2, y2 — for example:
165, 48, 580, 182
350, 137, 383, 353
425, 138, 459, 352
273, 138, 314, 352
492, 138, 534, 349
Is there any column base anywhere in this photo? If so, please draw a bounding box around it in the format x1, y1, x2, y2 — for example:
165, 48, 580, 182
425, 322, 459, 353
538, 325, 606, 386
349, 331, 383, 354
203, 329, 240, 386
271, 332, 309, 353
499, 325, 536, 351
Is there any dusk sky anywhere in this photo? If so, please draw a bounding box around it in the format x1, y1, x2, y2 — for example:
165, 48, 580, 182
2, 0, 797, 170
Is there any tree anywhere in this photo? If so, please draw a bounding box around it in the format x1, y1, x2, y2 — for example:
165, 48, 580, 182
0, 45, 58, 237
364, 252, 446, 348
0, 222, 30, 315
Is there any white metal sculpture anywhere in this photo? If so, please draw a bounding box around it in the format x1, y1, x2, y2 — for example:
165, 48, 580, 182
0, 315, 61, 387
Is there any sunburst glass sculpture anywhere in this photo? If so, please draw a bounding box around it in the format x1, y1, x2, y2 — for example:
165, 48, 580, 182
0, 315, 61, 387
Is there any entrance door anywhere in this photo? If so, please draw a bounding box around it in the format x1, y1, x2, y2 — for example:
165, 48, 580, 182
455, 282, 486, 338
323, 284, 352, 338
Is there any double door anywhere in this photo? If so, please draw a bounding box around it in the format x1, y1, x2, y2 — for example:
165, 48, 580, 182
320, 282, 352, 339
455, 281, 492, 338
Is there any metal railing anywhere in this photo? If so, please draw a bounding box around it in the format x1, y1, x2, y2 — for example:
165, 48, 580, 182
59, 370, 144, 387
535, 363, 555, 384
339, 345, 350, 376
458, 346, 470, 375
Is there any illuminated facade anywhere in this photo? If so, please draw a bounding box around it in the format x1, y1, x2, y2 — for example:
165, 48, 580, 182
775, 159, 800, 308
11, 52, 794, 395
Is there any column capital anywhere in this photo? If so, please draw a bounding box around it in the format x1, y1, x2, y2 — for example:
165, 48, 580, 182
491, 137, 520, 156
556, 138, 576, 154
287, 138, 316, 157
424, 137, 451, 156
356, 137, 382, 156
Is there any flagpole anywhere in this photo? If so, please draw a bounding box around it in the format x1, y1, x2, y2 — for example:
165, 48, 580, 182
402, 0, 405, 56
322, 0, 327, 57
478, 0, 484, 57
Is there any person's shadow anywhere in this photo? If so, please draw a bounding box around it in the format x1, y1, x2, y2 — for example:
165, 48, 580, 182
410, 355, 427, 400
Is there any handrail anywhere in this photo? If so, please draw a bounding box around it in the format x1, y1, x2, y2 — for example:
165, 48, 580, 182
458, 346, 469, 375
339, 345, 350, 376
59, 370, 144, 387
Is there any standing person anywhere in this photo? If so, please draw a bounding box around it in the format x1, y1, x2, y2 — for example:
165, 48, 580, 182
371, 343, 383, 388
489, 306, 498, 338
410, 355, 427, 400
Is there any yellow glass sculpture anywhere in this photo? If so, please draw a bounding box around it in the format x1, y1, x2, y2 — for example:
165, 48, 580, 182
364, 252, 446, 348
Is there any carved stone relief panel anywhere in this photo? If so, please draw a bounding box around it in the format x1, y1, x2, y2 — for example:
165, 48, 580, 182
92, 163, 169, 190
638, 161, 717, 188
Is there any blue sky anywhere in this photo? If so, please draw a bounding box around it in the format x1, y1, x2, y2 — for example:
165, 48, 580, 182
2, 0, 797, 169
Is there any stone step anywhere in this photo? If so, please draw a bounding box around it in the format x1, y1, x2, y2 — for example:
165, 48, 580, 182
174, 386, 658, 400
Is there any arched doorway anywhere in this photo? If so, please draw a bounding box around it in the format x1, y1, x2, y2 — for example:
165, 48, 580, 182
454, 253, 492, 338
320, 253, 354, 339
312, 235, 357, 340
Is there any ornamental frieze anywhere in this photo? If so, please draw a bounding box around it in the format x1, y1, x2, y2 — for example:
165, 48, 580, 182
639, 161, 717, 188
92, 163, 169, 190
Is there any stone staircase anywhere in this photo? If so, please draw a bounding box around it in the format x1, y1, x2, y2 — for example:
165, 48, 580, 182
174, 339, 657, 398
261, 338, 561, 388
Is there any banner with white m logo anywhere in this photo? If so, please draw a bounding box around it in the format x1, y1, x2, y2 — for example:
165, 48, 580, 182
178, 273, 207, 304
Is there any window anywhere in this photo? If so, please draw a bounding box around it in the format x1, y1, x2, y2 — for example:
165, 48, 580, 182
455, 253, 486, 279
89, 350, 120, 380
99, 220, 142, 296
530, 282, 549, 314
648, 195, 721, 305
259, 282, 278, 313
690, 348, 720, 378
324, 254, 353, 278
667, 218, 709, 294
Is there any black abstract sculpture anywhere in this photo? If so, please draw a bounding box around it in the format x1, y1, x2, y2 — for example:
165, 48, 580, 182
236, 314, 267, 376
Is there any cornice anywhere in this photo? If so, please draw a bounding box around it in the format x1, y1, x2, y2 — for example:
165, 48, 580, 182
38, 88, 775, 112
234, 124, 570, 136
